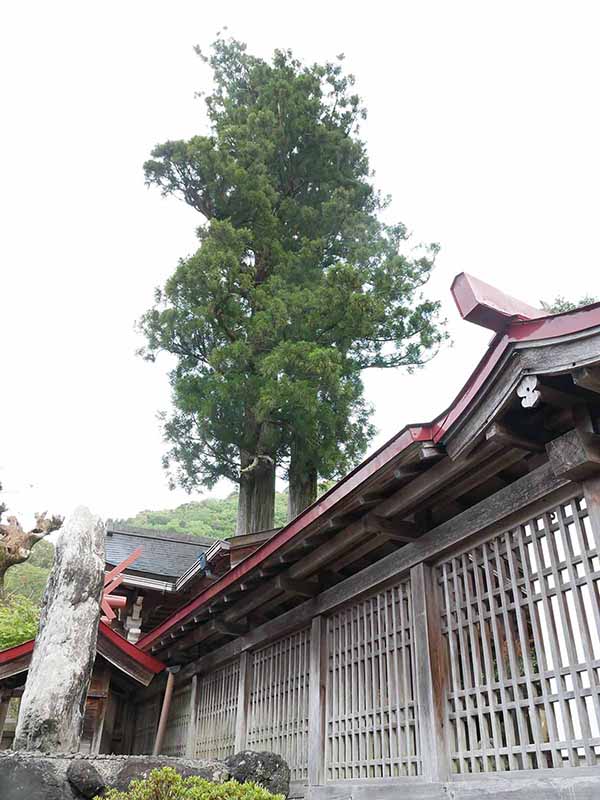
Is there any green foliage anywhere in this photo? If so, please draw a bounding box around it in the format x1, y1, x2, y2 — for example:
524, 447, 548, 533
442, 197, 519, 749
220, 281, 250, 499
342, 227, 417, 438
5, 539, 54, 603
541, 295, 598, 313
125, 492, 288, 539
141, 36, 446, 516
98, 769, 285, 800
0, 593, 39, 650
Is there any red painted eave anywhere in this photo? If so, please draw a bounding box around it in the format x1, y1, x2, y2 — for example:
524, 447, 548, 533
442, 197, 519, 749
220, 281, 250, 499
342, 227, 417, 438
138, 285, 600, 653
138, 424, 434, 650
0, 639, 34, 664
98, 622, 165, 674
0, 626, 165, 674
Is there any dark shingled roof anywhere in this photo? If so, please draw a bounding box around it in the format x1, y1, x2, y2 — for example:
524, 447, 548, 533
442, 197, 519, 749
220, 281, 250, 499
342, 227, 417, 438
105, 524, 217, 580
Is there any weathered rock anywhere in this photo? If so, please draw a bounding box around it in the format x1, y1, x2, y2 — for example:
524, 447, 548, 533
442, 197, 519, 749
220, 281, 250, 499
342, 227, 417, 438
13, 506, 106, 752
67, 759, 105, 798
0, 752, 75, 800
226, 751, 290, 797
113, 756, 230, 791
0, 750, 289, 799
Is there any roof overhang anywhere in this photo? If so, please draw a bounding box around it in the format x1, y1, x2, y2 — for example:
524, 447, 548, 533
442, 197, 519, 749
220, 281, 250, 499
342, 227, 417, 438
0, 623, 165, 686
138, 277, 600, 656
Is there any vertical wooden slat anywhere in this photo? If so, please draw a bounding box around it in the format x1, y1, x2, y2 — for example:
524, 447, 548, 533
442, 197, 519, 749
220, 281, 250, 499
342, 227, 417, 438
234, 651, 251, 753
185, 675, 198, 758
325, 577, 418, 780
0, 693, 10, 745
411, 563, 449, 782
308, 615, 327, 786
503, 530, 545, 768
194, 659, 239, 760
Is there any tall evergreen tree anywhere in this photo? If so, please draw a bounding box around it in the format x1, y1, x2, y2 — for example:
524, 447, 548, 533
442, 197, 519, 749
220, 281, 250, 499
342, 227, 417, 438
141, 37, 445, 532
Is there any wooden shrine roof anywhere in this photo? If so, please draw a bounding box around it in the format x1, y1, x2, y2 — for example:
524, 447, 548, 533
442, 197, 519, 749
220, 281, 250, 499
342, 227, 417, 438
105, 524, 217, 580
0, 622, 165, 687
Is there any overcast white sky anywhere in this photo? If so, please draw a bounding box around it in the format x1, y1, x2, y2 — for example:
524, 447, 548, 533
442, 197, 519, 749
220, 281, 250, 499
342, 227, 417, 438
1, 1, 598, 526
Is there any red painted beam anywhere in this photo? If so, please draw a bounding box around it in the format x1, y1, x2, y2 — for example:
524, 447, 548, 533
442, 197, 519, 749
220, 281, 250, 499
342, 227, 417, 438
98, 622, 165, 674
451, 272, 542, 332
0, 639, 34, 664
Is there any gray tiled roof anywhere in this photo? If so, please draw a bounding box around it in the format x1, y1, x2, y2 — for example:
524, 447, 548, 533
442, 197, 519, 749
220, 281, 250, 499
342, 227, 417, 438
105, 524, 217, 580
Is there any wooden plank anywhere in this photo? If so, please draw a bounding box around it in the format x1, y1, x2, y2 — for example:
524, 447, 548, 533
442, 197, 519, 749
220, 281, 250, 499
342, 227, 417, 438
377, 440, 502, 518
275, 576, 319, 597
485, 421, 545, 452
185, 675, 198, 758
234, 651, 251, 753
308, 616, 327, 786
0, 654, 31, 681
411, 564, 449, 781
573, 365, 600, 393
372, 518, 419, 542
445, 355, 524, 461
307, 773, 600, 800
0, 693, 10, 743
329, 534, 389, 573
547, 428, 600, 480
91, 663, 110, 755
420, 447, 527, 511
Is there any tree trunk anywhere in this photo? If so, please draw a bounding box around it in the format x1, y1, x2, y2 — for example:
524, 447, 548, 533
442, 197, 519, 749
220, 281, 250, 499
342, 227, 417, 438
0, 513, 62, 598
236, 451, 276, 535
288, 447, 318, 522
250, 458, 276, 532
236, 449, 255, 536
13, 506, 105, 753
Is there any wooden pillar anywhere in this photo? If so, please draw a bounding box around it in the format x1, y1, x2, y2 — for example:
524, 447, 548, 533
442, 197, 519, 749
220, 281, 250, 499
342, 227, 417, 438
234, 651, 252, 753
121, 696, 137, 755
153, 668, 177, 755
308, 615, 327, 787
584, 474, 600, 545
185, 674, 199, 758
90, 665, 110, 755
0, 692, 11, 747
411, 562, 450, 782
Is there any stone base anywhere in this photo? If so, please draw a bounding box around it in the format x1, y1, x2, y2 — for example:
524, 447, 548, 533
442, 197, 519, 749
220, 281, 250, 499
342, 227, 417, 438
0, 750, 289, 800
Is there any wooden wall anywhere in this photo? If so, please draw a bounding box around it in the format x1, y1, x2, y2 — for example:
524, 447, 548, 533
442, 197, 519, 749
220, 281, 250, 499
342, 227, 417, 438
152, 466, 600, 799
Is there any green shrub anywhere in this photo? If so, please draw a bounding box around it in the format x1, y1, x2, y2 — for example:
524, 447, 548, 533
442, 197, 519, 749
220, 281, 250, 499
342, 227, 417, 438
97, 769, 286, 800
0, 593, 39, 650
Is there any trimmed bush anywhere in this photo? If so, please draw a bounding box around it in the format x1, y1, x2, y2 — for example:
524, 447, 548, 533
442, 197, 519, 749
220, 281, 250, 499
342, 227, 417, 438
97, 768, 286, 800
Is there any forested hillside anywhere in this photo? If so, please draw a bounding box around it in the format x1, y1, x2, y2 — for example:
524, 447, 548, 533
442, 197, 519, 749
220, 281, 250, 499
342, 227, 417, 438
5, 539, 54, 604
123, 492, 288, 539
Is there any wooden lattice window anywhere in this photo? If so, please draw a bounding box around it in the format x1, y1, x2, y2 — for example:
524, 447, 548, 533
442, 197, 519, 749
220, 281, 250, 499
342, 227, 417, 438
325, 579, 419, 779
162, 683, 193, 757
438, 494, 600, 773
194, 659, 240, 760
132, 695, 161, 755
247, 628, 310, 782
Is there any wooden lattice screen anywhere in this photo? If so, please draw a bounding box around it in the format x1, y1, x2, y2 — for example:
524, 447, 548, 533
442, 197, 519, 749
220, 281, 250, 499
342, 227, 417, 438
194, 658, 240, 760
325, 579, 420, 779
132, 695, 161, 754
162, 682, 193, 757
247, 628, 310, 782
438, 493, 600, 773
